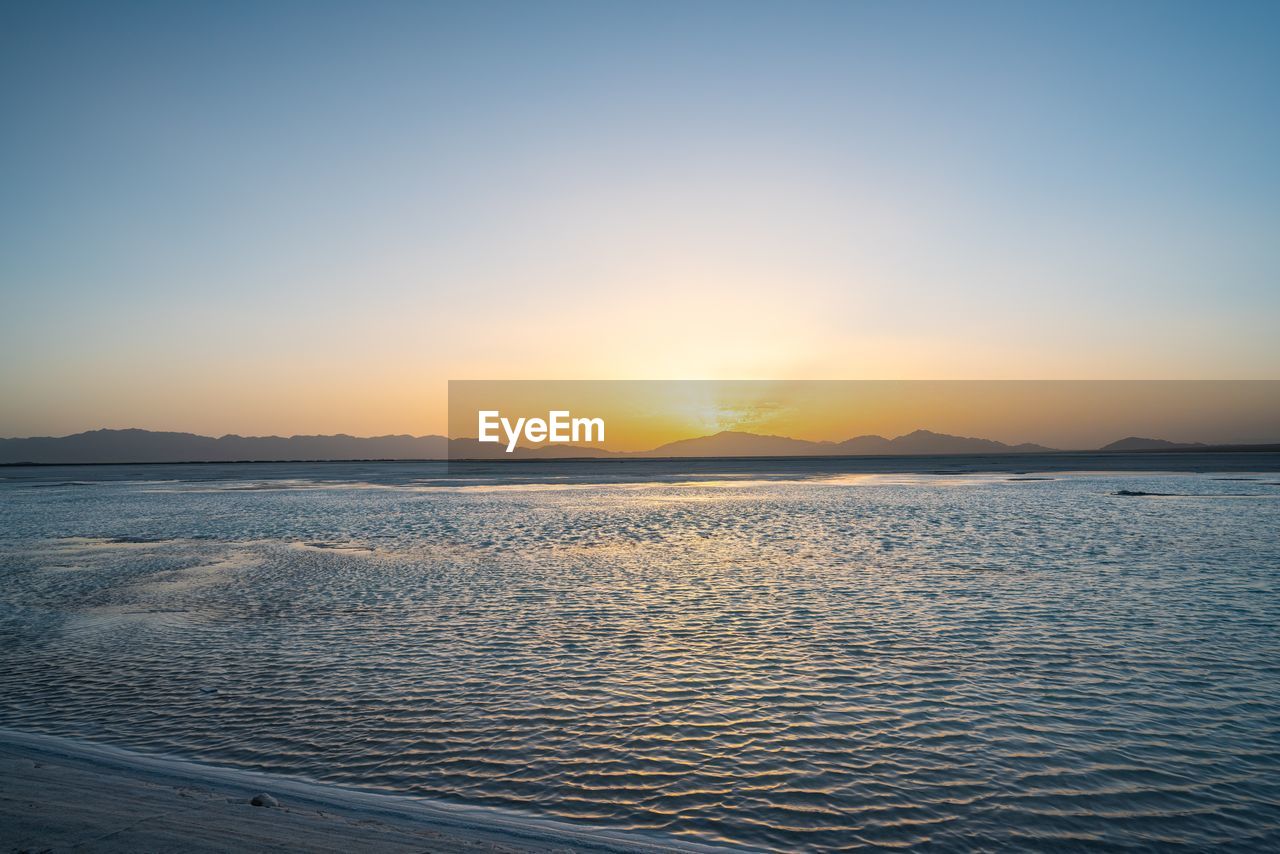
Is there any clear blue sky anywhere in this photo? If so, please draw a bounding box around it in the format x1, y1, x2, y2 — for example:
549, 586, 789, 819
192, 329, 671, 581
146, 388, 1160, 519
2, 1, 1277, 436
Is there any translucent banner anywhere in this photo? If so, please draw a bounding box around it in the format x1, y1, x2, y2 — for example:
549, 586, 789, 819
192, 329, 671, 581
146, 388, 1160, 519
447, 380, 1280, 460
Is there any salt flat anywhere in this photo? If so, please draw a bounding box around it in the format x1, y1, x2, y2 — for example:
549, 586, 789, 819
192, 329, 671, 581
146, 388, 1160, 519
2, 459, 1278, 851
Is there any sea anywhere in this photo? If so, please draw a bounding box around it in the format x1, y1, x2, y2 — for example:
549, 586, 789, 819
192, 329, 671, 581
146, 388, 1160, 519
2, 454, 1279, 851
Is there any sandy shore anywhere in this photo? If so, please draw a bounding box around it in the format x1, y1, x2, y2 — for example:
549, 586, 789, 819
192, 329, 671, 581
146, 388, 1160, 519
0, 729, 730, 853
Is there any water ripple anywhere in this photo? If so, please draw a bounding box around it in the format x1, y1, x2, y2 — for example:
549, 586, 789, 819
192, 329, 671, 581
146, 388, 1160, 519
1, 470, 1278, 851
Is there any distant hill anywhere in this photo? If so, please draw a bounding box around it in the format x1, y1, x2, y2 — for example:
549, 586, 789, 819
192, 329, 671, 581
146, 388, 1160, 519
863, 429, 1055, 456
5, 427, 1270, 464
644, 429, 1054, 458
645, 431, 838, 457
0, 429, 449, 464
1099, 436, 1207, 452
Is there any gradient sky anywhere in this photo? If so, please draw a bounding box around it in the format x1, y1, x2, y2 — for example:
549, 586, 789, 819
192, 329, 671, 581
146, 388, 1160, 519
2, 1, 1278, 438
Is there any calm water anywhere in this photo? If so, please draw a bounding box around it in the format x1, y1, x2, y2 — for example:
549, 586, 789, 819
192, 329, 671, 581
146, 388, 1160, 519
2, 459, 1279, 851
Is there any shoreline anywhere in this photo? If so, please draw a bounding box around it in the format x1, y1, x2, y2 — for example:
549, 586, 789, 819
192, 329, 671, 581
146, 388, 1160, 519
5, 444, 1280, 467
0, 728, 737, 854
2, 451, 1279, 488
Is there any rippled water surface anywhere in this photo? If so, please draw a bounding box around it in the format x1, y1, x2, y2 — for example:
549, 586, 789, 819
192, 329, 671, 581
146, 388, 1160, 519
2, 461, 1279, 851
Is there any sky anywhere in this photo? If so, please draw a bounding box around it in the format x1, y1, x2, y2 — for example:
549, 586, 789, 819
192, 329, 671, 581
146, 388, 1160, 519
2, 1, 1278, 438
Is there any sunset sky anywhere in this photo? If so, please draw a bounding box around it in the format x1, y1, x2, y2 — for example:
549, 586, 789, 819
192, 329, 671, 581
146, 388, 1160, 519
2, 1, 1278, 438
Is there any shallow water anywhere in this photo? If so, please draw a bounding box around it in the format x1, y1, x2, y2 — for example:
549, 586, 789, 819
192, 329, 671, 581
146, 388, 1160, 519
2, 461, 1279, 851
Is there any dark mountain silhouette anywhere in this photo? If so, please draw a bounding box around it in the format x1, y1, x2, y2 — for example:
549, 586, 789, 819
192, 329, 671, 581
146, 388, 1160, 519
3, 428, 1266, 465
834, 434, 895, 453
867, 429, 1054, 456
0, 429, 449, 464
645, 429, 1054, 457
1100, 436, 1207, 452
645, 431, 837, 457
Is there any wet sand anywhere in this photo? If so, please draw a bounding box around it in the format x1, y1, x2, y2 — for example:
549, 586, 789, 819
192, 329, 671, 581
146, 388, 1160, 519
0, 729, 723, 854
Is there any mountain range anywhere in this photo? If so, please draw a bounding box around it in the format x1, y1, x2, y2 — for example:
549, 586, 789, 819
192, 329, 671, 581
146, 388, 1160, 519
645, 429, 1054, 457
0, 428, 1247, 464
0, 429, 449, 464
1097, 436, 1208, 452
